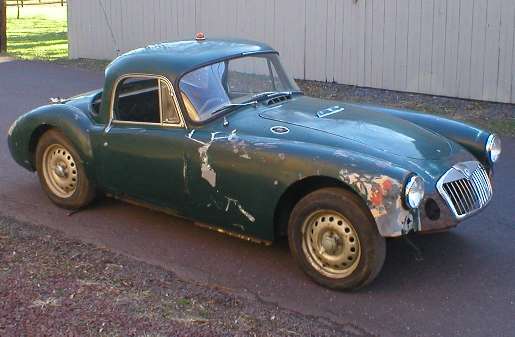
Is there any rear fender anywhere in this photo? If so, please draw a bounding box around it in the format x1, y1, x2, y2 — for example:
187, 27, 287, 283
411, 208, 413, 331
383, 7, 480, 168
7, 104, 97, 179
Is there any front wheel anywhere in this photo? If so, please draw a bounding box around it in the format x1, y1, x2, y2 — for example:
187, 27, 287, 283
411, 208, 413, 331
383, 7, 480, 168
288, 188, 386, 290
35, 129, 96, 210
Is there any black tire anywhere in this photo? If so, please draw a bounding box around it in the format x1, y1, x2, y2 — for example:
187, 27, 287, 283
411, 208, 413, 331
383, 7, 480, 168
35, 129, 96, 210
288, 187, 386, 290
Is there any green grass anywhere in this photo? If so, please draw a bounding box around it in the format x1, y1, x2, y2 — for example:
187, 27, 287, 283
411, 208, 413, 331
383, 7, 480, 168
6, 5, 68, 60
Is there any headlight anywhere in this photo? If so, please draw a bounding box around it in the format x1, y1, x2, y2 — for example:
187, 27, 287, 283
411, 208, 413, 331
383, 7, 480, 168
486, 134, 501, 163
405, 175, 425, 209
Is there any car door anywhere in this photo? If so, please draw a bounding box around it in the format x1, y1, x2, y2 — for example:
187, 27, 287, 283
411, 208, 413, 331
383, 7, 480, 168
99, 75, 189, 212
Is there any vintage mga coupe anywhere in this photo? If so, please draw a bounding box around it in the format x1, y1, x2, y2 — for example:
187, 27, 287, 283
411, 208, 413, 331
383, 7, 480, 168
7, 36, 502, 289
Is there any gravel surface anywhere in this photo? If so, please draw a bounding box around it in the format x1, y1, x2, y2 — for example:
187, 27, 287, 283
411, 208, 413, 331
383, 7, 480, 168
0, 216, 370, 337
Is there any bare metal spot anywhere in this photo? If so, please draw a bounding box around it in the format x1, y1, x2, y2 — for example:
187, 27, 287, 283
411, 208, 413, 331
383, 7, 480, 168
225, 197, 256, 223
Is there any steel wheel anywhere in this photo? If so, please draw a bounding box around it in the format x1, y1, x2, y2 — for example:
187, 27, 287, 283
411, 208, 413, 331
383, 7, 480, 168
301, 210, 361, 279
41, 144, 78, 199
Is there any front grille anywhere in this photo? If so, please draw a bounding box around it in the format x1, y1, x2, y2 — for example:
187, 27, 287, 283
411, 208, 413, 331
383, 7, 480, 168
437, 161, 492, 218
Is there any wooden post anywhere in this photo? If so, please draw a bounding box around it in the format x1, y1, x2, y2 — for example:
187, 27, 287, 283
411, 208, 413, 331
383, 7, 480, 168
0, 0, 6, 53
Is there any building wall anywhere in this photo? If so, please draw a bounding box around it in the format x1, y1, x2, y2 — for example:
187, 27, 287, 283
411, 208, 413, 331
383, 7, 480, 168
68, 0, 515, 103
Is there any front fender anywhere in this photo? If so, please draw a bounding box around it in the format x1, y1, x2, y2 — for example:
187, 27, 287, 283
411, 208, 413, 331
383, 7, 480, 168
245, 138, 418, 238
7, 104, 97, 179
352, 104, 491, 166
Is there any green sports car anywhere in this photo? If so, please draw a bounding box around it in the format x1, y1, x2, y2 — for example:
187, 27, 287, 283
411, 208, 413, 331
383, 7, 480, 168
7, 36, 502, 290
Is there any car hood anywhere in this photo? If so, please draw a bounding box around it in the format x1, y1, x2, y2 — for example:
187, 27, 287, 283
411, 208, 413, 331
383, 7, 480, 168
258, 96, 453, 160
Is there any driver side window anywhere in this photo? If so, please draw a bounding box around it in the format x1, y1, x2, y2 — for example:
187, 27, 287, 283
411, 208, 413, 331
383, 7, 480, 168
112, 76, 181, 126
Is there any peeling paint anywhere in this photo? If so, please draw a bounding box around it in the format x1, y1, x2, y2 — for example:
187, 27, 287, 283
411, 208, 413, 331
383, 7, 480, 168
185, 130, 257, 224
199, 143, 216, 187
226, 132, 251, 160
334, 149, 350, 158
231, 223, 246, 231
8, 118, 19, 137
338, 168, 418, 236
186, 130, 238, 187
182, 158, 190, 194
225, 197, 256, 223
253, 142, 279, 149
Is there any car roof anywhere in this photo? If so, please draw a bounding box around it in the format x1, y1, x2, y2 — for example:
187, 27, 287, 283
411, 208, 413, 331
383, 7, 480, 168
105, 38, 277, 83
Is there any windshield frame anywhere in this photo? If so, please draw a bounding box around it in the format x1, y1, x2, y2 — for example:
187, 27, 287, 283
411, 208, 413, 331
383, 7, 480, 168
175, 51, 301, 125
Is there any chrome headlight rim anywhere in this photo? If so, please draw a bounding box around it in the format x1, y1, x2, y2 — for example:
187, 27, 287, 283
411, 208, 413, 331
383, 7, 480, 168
486, 133, 501, 163
404, 175, 425, 209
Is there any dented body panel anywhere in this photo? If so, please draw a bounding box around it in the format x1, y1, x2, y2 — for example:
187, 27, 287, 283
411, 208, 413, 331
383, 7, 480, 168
7, 39, 496, 242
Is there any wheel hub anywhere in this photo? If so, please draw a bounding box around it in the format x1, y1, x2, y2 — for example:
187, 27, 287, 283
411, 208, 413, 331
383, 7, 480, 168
42, 144, 78, 198
54, 163, 67, 178
321, 231, 341, 255
301, 210, 361, 278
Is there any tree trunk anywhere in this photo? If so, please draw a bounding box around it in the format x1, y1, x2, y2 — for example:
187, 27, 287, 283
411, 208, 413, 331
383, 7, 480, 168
0, 0, 7, 53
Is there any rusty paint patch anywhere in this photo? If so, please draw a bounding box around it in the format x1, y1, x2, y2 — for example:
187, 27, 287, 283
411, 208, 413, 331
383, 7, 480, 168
338, 168, 418, 236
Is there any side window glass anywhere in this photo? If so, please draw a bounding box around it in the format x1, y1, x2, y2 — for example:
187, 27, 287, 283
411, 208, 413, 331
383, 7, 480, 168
160, 80, 180, 124
113, 77, 161, 123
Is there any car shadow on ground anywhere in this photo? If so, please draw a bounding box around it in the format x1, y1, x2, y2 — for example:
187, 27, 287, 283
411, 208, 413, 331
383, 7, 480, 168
10, 184, 479, 296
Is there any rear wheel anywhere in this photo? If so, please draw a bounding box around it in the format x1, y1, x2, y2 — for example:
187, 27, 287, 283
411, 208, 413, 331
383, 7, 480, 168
288, 188, 386, 290
35, 129, 95, 209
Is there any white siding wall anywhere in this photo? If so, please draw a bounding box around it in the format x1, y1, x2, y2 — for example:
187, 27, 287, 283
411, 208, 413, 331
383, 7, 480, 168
68, 0, 515, 103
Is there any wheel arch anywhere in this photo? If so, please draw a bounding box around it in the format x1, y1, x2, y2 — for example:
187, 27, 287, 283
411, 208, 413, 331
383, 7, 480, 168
28, 124, 54, 170
9, 104, 98, 181
273, 176, 370, 239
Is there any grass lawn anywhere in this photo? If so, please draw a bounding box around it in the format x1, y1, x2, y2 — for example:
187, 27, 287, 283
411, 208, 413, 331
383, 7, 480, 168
6, 5, 67, 60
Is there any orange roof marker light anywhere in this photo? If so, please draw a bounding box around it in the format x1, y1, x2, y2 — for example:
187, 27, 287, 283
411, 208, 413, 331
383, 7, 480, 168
195, 32, 206, 41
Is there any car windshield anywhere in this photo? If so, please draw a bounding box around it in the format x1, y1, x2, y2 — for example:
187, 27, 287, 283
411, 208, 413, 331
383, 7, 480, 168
179, 53, 300, 122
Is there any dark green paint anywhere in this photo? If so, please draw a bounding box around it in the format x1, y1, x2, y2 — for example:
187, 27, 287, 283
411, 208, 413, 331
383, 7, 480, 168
7, 39, 494, 241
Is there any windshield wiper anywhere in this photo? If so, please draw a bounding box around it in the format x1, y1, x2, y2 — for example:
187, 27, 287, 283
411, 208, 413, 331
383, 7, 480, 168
211, 101, 258, 116
246, 90, 303, 103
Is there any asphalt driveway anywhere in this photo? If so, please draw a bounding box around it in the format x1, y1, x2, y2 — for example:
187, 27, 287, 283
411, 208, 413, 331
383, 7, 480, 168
1, 59, 514, 337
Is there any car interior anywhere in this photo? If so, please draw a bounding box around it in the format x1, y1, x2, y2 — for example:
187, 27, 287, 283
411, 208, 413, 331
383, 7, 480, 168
114, 78, 161, 123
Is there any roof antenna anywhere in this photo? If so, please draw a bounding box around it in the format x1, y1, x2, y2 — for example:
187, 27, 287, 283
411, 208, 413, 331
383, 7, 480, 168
97, 0, 120, 56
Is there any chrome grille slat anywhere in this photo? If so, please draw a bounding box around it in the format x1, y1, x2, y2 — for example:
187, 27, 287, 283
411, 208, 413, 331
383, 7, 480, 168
470, 171, 482, 205
481, 168, 492, 195
443, 184, 460, 213
460, 179, 475, 211
437, 161, 493, 219
455, 180, 470, 213
465, 179, 479, 208
449, 182, 466, 214
475, 169, 488, 205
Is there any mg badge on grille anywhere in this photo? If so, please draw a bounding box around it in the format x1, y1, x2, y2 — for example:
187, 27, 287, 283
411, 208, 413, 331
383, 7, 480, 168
454, 163, 475, 178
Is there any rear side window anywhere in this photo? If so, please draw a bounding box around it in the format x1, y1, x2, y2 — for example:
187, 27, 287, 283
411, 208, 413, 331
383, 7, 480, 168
112, 76, 181, 125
